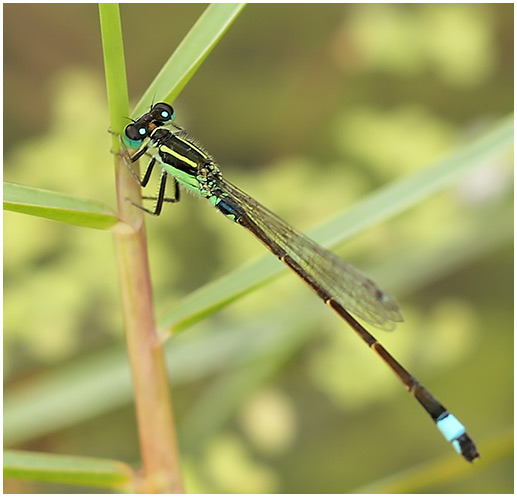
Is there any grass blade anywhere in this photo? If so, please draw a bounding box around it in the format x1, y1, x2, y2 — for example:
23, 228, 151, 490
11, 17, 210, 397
132, 3, 246, 117
4, 450, 133, 490
3, 182, 117, 229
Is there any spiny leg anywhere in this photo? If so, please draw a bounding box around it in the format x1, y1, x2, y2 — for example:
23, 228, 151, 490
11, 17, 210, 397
109, 130, 181, 216
141, 177, 180, 207
127, 169, 177, 216
109, 129, 152, 185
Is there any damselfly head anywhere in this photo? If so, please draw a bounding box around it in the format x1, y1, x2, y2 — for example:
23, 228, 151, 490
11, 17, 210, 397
123, 103, 174, 148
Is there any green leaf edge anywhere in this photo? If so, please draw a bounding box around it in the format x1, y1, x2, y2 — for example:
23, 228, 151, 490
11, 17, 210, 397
3, 182, 118, 230
132, 3, 246, 116
3, 449, 133, 490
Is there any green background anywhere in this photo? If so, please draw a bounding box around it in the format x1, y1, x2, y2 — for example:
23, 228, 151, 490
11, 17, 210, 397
4, 3, 513, 493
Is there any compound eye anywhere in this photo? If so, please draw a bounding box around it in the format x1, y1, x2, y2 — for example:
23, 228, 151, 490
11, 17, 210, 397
125, 123, 148, 142
152, 102, 174, 123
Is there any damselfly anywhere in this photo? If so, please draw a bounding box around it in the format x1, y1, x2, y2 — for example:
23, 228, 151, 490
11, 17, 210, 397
116, 102, 479, 461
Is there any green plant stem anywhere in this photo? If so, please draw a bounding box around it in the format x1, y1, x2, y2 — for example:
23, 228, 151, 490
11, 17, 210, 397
113, 213, 183, 493
99, 4, 183, 492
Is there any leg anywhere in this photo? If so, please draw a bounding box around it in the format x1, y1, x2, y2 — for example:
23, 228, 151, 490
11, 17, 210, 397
140, 158, 157, 188
128, 170, 167, 216
109, 129, 150, 183
170, 123, 186, 134
130, 173, 180, 216
109, 129, 179, 215
117, 153, 156, 187
142, 178, 180, 204
157, 122, 188, 138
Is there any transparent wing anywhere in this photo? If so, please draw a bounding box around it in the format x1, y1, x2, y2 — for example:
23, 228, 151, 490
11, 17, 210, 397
217, 178, 403, 331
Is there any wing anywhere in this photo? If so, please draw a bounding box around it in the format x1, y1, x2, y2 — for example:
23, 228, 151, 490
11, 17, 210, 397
216, 177, 403, 331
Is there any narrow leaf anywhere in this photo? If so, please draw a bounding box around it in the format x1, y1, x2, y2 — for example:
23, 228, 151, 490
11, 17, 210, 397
133, 3, 246, 116
4, 183, 118, 229
4, 450, 133, 490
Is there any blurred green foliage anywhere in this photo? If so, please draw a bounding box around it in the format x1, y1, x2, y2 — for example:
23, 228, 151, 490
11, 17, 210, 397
4, 3, 513, 493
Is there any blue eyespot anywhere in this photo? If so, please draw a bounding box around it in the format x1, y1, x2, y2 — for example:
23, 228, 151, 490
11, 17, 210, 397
152, 103, 175, 124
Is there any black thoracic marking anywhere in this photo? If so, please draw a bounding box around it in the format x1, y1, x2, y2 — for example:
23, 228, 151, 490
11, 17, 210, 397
168, 136, 210, 164
159, 149, 198, 176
